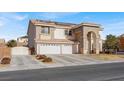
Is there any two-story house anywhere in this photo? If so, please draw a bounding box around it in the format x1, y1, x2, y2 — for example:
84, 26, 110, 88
27, 19, 103, 54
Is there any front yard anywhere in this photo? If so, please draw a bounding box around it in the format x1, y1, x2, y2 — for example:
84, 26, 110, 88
0, 64, 9, 68
86, 54, 124, 61
0, 54, 124, 72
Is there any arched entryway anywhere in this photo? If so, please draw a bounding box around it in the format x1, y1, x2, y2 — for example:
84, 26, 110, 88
87, 32, 96, 54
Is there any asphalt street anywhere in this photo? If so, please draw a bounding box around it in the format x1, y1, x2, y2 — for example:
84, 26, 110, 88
0, 62, 124, 81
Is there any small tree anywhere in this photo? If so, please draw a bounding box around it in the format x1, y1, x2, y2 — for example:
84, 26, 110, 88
7, 40, 17, 47
103, 34, 118, 53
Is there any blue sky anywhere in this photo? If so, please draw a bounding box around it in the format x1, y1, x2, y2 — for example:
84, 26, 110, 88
0, 12, 124, 41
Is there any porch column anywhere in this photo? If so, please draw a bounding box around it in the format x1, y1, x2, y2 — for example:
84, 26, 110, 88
83, 37, 88, 54
95, 38, 100, 54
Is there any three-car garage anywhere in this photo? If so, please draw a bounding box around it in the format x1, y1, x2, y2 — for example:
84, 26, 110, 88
36, 43, 73, 54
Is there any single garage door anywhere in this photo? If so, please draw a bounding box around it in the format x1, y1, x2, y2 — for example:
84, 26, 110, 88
39, 44, 72, 54
62, 44, 72, 54
40, 44, 60, 54
11, 47, 29, 55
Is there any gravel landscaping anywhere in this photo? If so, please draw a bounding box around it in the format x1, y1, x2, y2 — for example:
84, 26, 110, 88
86, 54, 124, 61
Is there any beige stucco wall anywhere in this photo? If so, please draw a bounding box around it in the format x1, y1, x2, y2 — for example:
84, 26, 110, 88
28, 22, 36, 48
54, 28, 66, 39
40, 34, 51, 40
73, 27, 83, 53
72, 25, 102, 54
35, 26, 52, 40
99, 39, 103, 52
35, 26, 69, 40
83, 26, 101, 54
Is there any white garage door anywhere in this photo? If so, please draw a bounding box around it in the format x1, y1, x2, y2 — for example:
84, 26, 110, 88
40, 44, 60, 54
39, 44, 72, 54
62, 44, 72, 54
12, 47, 29, 55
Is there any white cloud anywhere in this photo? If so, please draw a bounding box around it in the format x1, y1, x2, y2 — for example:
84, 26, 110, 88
41, 12, 79, 20
14, 15, 28, 21
83, 16, 91, 19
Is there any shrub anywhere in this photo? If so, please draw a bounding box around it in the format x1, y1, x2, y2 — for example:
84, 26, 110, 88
6, 40, 17, 47
36, 55, 46, 60
36, 55, 40, 58
1, 57, 11, 64
42, 57, 52, 62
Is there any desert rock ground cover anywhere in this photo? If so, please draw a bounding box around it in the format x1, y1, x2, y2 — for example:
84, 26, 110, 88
86, 54, 124, 61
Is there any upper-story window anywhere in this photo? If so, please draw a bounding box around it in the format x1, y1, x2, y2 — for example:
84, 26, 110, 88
65, 30, 72, 36
41, 27, 50, 34
65, 29, 69, 35
69, 31, 72, 36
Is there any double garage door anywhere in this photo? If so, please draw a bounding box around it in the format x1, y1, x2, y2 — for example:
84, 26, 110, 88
39, 44, 72, 54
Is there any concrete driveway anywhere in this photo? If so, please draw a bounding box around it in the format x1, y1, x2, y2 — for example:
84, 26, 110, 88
11, 55, 46, 67
0, 54, 123, 72
47, 54, 102, 66
46, 54, 124, 66
0, 55, 47, 72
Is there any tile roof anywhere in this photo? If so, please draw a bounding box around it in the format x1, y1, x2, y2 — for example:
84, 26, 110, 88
36, 39, 74, 44
30, 19, 77, 26
19, 36, 28, 38
30, 19, 102, 30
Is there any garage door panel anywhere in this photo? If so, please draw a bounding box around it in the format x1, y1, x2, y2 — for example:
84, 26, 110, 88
39, 44, 72, 54
62, 45, 72, 54
40, 44, 60, 54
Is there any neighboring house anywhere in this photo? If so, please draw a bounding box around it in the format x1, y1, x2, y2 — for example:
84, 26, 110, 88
118, 34, 124, 51
17, 36, 28, 46
0, 39, 5, 47
27, 19, 103, 54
